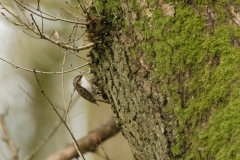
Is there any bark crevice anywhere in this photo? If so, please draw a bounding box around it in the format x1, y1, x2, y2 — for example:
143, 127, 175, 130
88, 7, 175, 158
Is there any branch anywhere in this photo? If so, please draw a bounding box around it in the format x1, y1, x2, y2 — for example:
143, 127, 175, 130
23, 122, 62, 160
33, 71, 85, 160
0, 57, 89, 74
0, 115, 19, 160
38, 33, 95, 51
14, 0, 88, 25
0, 2, 95, 52
23, 90, 76, 160
66, 50, 89, 61
46, 117, 121, 160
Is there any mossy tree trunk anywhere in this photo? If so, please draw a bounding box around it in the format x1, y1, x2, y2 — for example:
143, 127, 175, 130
89, 0, 240, 159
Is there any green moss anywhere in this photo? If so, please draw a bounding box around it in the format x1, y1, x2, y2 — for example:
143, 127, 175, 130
94, 0, 121, 15
131, 0, 139, 11
130, 47, 137, 56
133, 1, 240, 159
149, 1, 157, 8
172, 136, 184, 156
94, 0, 240, 159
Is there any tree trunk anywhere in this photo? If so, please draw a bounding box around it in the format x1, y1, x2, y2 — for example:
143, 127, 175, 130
89, 0, 240, 159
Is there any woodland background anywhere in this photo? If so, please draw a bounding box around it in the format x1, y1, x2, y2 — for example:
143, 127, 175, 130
0, 1, 132, 160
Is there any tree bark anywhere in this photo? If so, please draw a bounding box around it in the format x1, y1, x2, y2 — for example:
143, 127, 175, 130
89, 1, 175, 159
88, 0, 240, 159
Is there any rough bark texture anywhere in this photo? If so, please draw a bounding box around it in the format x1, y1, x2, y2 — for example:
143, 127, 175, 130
88, 0, 240, 159
88, 1, 176, 160
90, 35, 173, 160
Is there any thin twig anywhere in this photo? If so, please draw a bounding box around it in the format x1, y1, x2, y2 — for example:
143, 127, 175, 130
23, 31, 42, 39
61, 6, 80, 21
33, 71, 85, 160
30, 14, 42, 37
18, 85, 35, 101
98, 135, 110, 160
72, 25, 78, 46
67, 50, 89, 61
46, 117, 120, 160
1, 2, 95, 51
36, 0, 43, 34
15, 1, 31, 26
0, 2, 36, 37
61, 51, 68, 113
77, 0, 87, 13
23, 121, 62, 160
0, 12, 25, 26
70, 64, 90, 75
66, 27, 88, 47
65, 0, 82, 16
61, 51, 81, 159
0, 57, 89, 74
14, 0, 88, 24
66, 24, 77, 45
64, 89, 75, 121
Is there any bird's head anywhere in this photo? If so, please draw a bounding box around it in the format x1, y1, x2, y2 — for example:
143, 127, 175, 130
73, 75, 82, 88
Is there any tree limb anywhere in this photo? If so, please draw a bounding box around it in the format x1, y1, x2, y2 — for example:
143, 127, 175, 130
0, 115, 19, 160
46, 117, 121, 160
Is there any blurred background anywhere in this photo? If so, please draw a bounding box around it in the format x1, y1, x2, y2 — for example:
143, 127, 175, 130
0, 1, 132, 160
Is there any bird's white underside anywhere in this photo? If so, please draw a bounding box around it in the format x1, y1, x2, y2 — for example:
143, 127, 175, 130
80, 75, 93, 94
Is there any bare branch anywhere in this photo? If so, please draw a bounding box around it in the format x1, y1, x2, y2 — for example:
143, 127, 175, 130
46, 117, 121, 160
37, 33, 95, 51
33, 71, 86, 160
0, 2, 34, 31
65, 0, 83, 17
66, 50, 89, 61
23, 121, 62, 160
0, 115, 19, 160
18, 85, 35, 101
98, 136, 110, 160
62, 51, 68, 112
23, 31, 42, 39
0, 2, 95, 51
30, 14, 42, 36
64, 89, 75, 121
36, 0, 43, 34
0, 12, 25, 26
66, 24, 78, 44
61, 50, 86, 160
15, 0, 31, 25
61, 6, 81, 21
0, 57, 89, 74
14, 0, 88, 25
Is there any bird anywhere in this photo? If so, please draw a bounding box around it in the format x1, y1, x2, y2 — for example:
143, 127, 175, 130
73, 75, 99, 106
